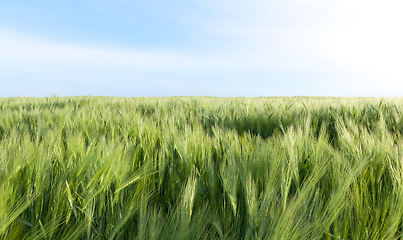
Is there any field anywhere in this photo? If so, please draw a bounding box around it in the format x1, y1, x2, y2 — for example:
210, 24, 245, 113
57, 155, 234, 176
1, 96, 403, 239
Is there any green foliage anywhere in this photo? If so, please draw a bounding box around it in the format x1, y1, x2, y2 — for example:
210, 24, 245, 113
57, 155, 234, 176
1, 96, 403, 239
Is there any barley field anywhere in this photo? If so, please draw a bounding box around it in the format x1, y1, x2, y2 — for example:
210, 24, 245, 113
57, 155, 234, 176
1, 96, 403, 239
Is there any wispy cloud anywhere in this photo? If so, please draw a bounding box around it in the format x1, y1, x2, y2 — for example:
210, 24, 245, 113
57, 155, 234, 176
0, 25, 324, 74
0, 30, 199, 71
0, 1, 338, 75
1, 0, 403, 97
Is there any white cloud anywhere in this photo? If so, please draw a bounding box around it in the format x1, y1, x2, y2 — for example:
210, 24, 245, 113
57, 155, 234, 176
0, 29, 200, 71
0, 25, 323, 74
0, 1, 339, 76
194, 0, 403, 76
319, 0, 403, 83
190, 1, 336, 73
203, 0, 403, 93
2, 0, 403, 96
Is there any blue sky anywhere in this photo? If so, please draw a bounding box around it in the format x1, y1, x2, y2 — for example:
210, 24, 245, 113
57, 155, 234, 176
1, 0, 402, 97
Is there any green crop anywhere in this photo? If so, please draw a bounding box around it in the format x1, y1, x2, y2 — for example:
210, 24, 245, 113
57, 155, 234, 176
1, 96, 403, 239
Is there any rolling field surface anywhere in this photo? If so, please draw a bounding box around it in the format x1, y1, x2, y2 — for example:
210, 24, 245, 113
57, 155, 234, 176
1, 96, 403, 239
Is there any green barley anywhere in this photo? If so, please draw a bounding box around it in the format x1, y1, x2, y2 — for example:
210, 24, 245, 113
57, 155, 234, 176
1, 96, 403, 239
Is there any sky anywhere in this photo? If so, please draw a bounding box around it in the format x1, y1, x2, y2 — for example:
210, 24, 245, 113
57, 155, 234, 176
1, 0, 403, 97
